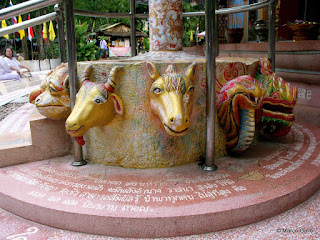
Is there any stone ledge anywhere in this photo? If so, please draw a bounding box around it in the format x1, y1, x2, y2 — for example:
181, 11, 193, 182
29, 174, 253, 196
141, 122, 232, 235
0, 110, 71, 168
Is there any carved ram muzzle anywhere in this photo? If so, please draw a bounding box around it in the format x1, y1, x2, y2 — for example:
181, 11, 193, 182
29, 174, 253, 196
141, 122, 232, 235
65, 65, 124, 145
147, 62, 196, 136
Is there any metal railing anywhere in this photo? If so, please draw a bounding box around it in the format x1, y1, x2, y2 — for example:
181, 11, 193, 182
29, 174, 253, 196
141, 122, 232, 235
0, 0, 278, 168
202, 0, 277, 171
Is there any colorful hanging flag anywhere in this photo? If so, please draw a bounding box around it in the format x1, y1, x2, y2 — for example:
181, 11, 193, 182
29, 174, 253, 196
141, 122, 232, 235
9, 0, 17, 25
27, 14, 34, 41
43, 22, 47, 42
190, 30, 194, 42
49, 21, 56, 41
1, 20, 9, 39
18, 15, 25, 40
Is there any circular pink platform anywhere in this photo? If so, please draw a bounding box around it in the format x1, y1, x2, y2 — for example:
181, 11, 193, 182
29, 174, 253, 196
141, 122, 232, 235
0, 121, 319, 238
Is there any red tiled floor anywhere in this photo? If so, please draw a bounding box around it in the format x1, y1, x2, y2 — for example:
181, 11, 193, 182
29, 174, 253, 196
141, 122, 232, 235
0, 189, 319, 240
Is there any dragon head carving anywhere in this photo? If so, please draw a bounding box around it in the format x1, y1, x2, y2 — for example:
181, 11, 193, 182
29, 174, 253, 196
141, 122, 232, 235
217, 75, 266, 151
255, 58, 297, 138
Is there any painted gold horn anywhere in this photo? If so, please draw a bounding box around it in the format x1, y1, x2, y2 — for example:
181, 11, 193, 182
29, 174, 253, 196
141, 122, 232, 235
105, 66, 123, 93
81, 64, 93, 85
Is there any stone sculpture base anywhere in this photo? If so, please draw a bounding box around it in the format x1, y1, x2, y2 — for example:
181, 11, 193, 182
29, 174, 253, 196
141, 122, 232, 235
0, 121, 319, 238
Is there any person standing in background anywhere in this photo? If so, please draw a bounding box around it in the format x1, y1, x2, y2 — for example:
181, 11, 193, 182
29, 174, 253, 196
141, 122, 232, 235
99, 38, 108, 58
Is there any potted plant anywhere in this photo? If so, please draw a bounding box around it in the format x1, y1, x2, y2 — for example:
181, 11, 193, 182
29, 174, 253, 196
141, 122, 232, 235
287, 20, 319, 41
254, 20, 268, 42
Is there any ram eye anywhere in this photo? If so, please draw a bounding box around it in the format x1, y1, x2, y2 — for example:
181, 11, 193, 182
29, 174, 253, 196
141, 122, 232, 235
188, 86, 194, 93
49, 84, 58, 93
93, 95, 107, 104
152, 87, 163, 94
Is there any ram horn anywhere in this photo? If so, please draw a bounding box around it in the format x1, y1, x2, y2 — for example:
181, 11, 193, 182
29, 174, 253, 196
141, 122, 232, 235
105, 66, 123, 93
81, 64, 94, 86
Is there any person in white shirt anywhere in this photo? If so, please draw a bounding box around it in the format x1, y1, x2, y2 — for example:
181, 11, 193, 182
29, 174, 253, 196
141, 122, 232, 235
0, 55, 21, 82
3, 47, 31, 80
99, 39, 108, 58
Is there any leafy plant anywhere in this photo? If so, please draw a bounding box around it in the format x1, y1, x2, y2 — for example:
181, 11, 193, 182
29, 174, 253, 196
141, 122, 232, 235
75, 22, 100, 61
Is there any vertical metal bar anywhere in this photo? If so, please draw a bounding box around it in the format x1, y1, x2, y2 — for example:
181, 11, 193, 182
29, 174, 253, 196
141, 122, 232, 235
31, 39, 34, 60
65, 0, 86, 166
55, 3, 66, 63
268, 0, 276, 72
304, 0, 307, 21
215, 1, 219, 56
201, 0, 218, 171
130, 0, 136, 57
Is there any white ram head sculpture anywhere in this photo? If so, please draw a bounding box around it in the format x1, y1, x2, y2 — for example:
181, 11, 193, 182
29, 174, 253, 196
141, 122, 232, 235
65, 64, 124, 145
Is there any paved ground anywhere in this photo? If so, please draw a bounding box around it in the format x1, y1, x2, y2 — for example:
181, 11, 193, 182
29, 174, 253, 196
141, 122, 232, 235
0, 191, 318, 239
0, 103, 33, 135
0, 70, 48, 120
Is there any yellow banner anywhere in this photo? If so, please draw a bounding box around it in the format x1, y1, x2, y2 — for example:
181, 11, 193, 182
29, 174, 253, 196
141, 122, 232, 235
18, 15, 25, 40
49, 21, 56, 41
1, 20, 9, 39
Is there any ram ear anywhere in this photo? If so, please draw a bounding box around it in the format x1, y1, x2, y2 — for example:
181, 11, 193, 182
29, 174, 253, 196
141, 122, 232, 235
185, 62, 197, 80
111, 93, 124, 116
146, 61, 160, 81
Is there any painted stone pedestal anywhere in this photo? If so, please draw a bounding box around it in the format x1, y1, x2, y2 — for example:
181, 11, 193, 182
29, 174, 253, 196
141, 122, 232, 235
75, 56, 260, 168
77, 59, 225, 168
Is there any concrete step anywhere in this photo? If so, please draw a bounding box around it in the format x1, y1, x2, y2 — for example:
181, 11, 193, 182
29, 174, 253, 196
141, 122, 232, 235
0, 107, 72, 168
0, 80, 24, 94
0, 73, 44, 94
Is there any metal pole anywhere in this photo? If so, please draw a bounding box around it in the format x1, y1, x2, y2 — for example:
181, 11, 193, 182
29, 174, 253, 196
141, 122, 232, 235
201, 0, 218, 171
0, 12, 57, 37
215, 0, 219, 56
268, 0, 277, 72
65, 0, 86, 166
304, 0, 307, 21
130, 0, 136, 57
0, 0, 62, 21
31, 39, 34, 60
55, 3, 66, 63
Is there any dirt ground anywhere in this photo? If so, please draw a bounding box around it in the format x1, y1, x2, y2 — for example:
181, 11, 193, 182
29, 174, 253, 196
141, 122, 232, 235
0, 102, 26, 121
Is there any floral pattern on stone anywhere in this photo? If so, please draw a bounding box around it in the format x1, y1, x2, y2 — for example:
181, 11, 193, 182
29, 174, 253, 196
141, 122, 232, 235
149, 0, 183, 51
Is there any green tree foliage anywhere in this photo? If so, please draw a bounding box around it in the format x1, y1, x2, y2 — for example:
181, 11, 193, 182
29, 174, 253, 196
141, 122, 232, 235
75, 22, 100, 61
74, 0, 131, 31
182, 1, 205, 47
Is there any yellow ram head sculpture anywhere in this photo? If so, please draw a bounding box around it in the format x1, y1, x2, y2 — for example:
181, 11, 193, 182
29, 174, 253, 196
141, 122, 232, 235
146, 62, 196, 136
65, 65, 124, 145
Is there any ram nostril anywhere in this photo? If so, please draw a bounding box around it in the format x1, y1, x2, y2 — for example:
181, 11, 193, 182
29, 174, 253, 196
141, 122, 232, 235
186, 118, 189, 123
170, 117, 174, 123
